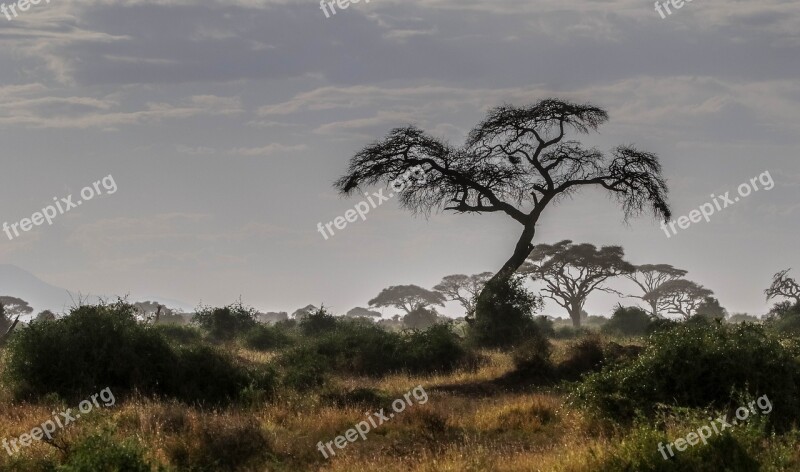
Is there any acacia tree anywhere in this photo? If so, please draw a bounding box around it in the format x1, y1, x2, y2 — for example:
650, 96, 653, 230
625, 264, 688, 318
643, 279, 713, 320
0, 296, 33, 343
696, 296, 728, 321
521, 241, 635, 328
368, 285, 446, 315
335, 99, 670, 316
346, 307, 383, 319
765, 269, 800, 305
433, 272, 493, 317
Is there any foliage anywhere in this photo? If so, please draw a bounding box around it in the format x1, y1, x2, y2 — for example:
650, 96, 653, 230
243, 324, 294, 351
602, 305, 653, 337
369, 285, 446, 314
468, 276, 544, 349
4, 301, 275, 405
299, 306, 338, 336
403, 307, 439, 330
522, 240, 634, 327
58, 432, 156, 472
193, 302, 257, 341
625, 264, 688, 317
695, 296, 728, 321
434, 272, 493, 317
572, 322, 800, 430
644, 279, 713, 320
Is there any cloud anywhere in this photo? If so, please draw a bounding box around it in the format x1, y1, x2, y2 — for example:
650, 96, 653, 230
228, 143, 307, 156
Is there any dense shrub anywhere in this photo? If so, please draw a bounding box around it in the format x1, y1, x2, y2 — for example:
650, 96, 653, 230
154, 323, 203, 345
533, 316, 555, 337
469, 276, 544, 349
59, 432, 156, 472
280, 322, 471, 382
557, 335, 607, 381
601, 305, 653, 337
4, 302, 276, 405
193, 303, 257, 341
299, 306, 338, 336
572, 322, 800, 430
279, 345, 329, 390
552, 325, 594, 339
243, 324, 294, 351
506, 332, 555, 385
764, 301, 800, 335
403, 307, 439, 330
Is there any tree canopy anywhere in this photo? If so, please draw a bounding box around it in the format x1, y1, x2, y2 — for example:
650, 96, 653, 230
335, 98, 671, 316
433, 272, 493, 317
766, 269, 800, 305
368, 285, 446, 315
625, 264, 688, 318
643, 279, 713, 320
521, 240, 634, 327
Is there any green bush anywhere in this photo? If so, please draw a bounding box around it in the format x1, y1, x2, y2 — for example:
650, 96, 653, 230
59, 432, 157, 472
572, 322, 800, 430
279, 345, 329, 391
591, 420, 763, 472
279, 322, 471, 383
764, 301, 800, 335
153, 323, 203, 345
193, 303, 257, 341
299, 307, 338, 336
557, 335, 607, 381
469, 276, 544, 349
4, 302, 276, 405
602, 306, 653, 337
243, 324, 294, 351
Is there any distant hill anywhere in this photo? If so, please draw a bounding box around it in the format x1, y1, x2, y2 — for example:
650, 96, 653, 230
0, 264, 192, 317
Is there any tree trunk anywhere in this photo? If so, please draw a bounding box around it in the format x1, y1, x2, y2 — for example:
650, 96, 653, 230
568, 302, 583, 328
486, 223, 538, 287
0, 314, 20, 345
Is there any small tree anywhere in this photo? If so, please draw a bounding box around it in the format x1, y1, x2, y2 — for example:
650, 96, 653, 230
766, 269, 800, 305
643, 279, 713, 320
0, 296, 33, 343
403, 307, 439, 330
34, 310, 57, 322
625, 264, 688, 318
601, 305, 652, 337
345, 307, 383, 319
696, 296, 728, 321
368, 285, 445, 315
468, 276, 544, 349
521, 241, 635, 328
292, 305, 319, 320
433, 272, 493, 318
193, 303, 257, 341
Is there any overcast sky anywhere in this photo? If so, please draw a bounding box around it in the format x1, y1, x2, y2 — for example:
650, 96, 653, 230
0, 0, 797, 318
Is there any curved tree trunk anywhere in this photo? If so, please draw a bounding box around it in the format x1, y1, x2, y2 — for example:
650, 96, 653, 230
486, 223, 538, 287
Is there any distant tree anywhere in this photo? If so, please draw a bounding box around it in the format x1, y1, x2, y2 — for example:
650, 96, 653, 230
403, 307, 439, 330
433, 272, 493, 317
601, 305, 652, 337
643, 279, 713, 320
0, 296, 32, 344
625, 264, 688, 317
765, 269, 800, 305
727, 313, 759, 324
521, 241, 635, 327
334, 99, 671, 323
34, 310, 57, 322
696, 296, 728, 321
258, 311, 289, 324
193, 303, 257, 340
292, 304, 319, 320
368, 285, 446, 315
346, 307, 383, 319
132, 301, 173, 323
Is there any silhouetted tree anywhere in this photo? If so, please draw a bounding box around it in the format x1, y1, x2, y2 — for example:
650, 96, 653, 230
625, 264, 687, 318
766, 269, 800, 305
696, 296, 728, 321
403, 307, 439, 330
522, 241, 634, 327
335, 99, 671, 320
292, 304, 319, 320
368, 285, 445, 315
346, 307, 383, 318
433, 272, 493, 317
643, 279, 713, 320
0, 296, 32, 344
34, 310, 57, 322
